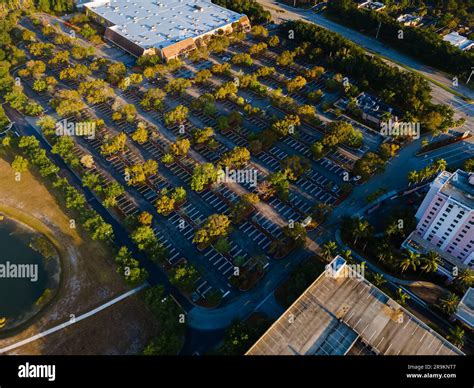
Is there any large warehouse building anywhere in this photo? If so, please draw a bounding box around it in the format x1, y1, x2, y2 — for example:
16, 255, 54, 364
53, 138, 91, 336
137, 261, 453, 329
80, 0, 250, 61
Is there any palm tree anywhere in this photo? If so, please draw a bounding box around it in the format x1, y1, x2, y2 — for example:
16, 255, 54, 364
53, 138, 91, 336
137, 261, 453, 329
438, 292, 460, 316
351, 218, 372, 248
399, 250, 421, 272
341, 249, 352, 261
447, 326, 465, 349
396, 288, 410, 306
421, 251, 442, 273
454, 269, 474, 291
321, 241, 338, 261
408, 170, 419, 184
385, 222, 400, 237
372, 273, 386, 288
375, 242, 392, 263
434, 159, 447, 172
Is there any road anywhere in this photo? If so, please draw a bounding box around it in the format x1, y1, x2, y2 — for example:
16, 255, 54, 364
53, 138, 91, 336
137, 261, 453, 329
257, 0, 474, 133
0, 284, 147, 354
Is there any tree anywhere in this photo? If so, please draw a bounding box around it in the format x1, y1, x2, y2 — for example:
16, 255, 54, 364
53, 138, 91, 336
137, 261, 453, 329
164, 105, 188, 127
420, 251, 442, 273
190, 163, 219, 192
463, 158, 474, 173
271, 115, 300, 138
131, 225, 157, 251
268, 35, 279, 47
232, 53, 253, 66
454, 269, 474, 292
103, 182, 125, 208
169, 138, 190, 158
399, 250, 421, 272
101, 133, 127, 156
267, 171, 290, 200
372, 273, 386, 288
230, 193, 259, 224
194, 69, 212, 84
191, 126, 214, 145
131, 122, 148, 144
251, 25, 268, 39
170, 263, 199, 293
276, 50, 296, 67
115, 246, 148, 286
322, 241, 338, 261
78, 79, 114, 104
219, 146, 250, 169
379, 143, 399, 161
349, 217, 372, 247
248, 42, 267, 56
353, 152, 385, 181
11, 155, 29, 172
138, 211, 153, 226
155, 189, 176, 215
141, 88, 166, 111
214, 81, 238, 100
447, 326, 465, 349
395, 288, 410, 306
106, 62, 126, 84
280, 155, 310, 181
286, 76, 307, 93
165, 78, 192, 95
193, 214, 230, 245
51, 89, 86, 117
438, 292, 460, 316
305, 66, 325, 80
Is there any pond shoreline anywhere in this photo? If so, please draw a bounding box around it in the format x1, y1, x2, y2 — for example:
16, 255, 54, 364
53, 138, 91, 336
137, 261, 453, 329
0, 205, 62, 335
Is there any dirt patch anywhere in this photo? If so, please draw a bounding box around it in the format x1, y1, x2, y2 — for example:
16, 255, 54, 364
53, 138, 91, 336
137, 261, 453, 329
406, 281, 446, 306
0, 158, 155, 354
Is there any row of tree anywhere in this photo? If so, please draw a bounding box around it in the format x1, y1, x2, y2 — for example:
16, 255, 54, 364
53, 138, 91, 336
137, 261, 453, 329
327, 0, 474, 79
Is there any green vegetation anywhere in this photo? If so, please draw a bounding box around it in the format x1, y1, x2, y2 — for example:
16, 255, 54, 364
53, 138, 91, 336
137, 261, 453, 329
327, 0, 474, 79
212, 0, 271, 23
142, 285, 185, 355
218, 315, 271, 355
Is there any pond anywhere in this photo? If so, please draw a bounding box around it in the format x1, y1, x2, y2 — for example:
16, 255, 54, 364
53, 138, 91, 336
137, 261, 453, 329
0, 216, 59, 331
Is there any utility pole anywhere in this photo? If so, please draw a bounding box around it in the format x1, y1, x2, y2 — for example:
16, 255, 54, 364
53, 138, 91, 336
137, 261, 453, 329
375, 22, 382, 40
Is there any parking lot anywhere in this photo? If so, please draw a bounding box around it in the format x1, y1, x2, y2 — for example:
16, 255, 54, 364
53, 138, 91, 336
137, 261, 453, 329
18, 18, 387, 307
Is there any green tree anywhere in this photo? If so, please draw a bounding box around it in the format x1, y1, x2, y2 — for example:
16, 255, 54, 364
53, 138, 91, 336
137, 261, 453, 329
447, 326, 465, 349
399, 250, 421, 272
321, 240, 338, 261
11, 155, 29, 172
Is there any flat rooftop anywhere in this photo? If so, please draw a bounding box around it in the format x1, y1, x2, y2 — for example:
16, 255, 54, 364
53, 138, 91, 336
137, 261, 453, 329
247, 262, 463, 356
443, 32, 474, 51
84, 0, 245, 49
440, 170, 474, 210
455, 287, 474, 329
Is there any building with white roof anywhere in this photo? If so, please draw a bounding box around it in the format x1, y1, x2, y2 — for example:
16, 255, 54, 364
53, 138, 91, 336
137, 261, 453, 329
80, 0, 250, 60
443, 32, 474, 52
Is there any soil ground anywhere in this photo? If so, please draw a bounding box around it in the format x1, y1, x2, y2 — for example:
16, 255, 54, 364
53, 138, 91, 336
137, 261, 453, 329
0, 157, 157, 355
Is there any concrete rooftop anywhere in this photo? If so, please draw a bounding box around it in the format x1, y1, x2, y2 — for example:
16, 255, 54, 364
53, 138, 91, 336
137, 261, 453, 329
247, 263, 463, 356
